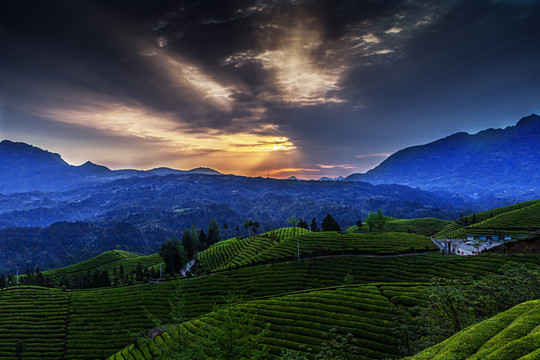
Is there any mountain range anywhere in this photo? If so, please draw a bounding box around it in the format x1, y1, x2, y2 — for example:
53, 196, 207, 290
0, 139, 221, 194
0, 114, 538, 272
346, 114, 540, 198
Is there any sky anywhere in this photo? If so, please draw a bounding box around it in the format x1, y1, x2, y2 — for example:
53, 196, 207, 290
1, 0, 539, 179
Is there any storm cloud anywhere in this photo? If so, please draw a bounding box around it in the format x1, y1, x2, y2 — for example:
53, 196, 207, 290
1, 0, 539, 178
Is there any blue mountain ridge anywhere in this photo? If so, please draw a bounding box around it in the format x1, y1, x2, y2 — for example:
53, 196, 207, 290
0, 140, 221, 194
346, 114, 540, 198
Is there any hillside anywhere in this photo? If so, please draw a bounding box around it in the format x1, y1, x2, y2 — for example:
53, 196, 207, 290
42, 250, 163, 286
410, 300, 540, 360
346, 114, 540, 198
2, 252, 540, 360
435, 199, 540, 239
346, 217, 451, 237
197, 229, 437, 273
109, 283, 427, 360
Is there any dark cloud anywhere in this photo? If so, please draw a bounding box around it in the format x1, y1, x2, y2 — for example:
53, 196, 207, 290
1, 0, 539, 177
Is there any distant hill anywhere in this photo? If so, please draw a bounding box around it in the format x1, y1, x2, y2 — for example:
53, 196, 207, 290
0, 140, 86, 193
346, 114, 540, 198
0, 139, 221, 193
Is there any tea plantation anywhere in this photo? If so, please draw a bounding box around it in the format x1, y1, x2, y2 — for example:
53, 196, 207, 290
107, 283, 427, 360
2, 251, 540, 359
346, 217, 451, 237
410, 299, 540, 360
435, 199, 540, 239
197, 230, 438, 272
42, 250, 164, 285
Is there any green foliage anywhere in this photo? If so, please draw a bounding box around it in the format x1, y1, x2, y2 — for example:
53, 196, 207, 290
310, 218, 318, 232
365, 209, 389, 233
160, 237, 187, 276
207, 219, 221, 246
281, 349, 308, 360
416, 278, 474, 348
402, 262, 540, 355
411, 300, 540, 360
321, 214, 340, 232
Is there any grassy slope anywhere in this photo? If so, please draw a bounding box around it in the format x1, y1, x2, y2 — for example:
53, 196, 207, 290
108, 284, 427, 360
198, 230, 437, 272
435, 199, 540, 239
0, 287, 69, 360
2, 253, 540, 360
346, 218, 452, 237
42, 250, 163, 284
411, 300, 540, 360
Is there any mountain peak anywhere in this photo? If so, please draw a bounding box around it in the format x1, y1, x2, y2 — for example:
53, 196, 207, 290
78, 161, 112, 174
516, 113, 540, 129
345, 114, 540, 197
187, 167, 221, 175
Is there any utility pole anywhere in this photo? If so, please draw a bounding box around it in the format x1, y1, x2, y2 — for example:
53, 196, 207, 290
16, 267, 18, 290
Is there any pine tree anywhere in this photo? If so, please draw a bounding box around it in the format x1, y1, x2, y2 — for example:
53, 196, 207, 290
321, 214, 340, 232
207, 219, 221, 246
0, 274, 5, 290
356, 219, 363, 232
298, 218, 309, 229
310, 218, 318, 232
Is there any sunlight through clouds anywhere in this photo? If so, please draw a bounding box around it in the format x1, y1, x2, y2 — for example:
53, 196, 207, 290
224, 19, 347, 106
35, 103, 295, 154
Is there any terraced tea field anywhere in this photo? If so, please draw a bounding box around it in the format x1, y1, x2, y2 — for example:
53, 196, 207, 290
2, 252, 540, 360
198, 230, 437, 272
435, 200, 540, 239
411, 299, 540, 360
43, 250, 163, 285
108, 283, 427, 360
0, 287, 69, 360
347, 217, 451, 236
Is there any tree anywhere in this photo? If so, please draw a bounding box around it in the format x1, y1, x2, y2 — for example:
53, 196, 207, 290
418, 278, 472, 347
356, 219, 363, 232
253, 221, 260, 235
0, 274, 5, 290
366, 211, 376, 232
297, 218, 309, 229
321, 214, 340, 232
160, 236, 187, 276
199, 229, 208, 249
244, 219, 251, 237
182, 228, 195, 259
223, 223, 229, 239
288, 216, 298, 235
310, 218, 318, 232
207, 219, 221, 246
365, 209, 388, 233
